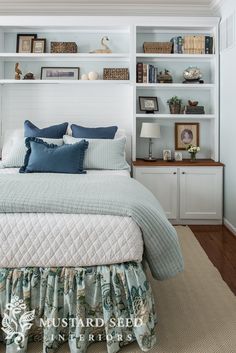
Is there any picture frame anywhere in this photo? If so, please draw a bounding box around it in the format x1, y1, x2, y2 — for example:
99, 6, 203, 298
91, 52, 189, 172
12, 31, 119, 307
139, 96, 159, 114
41, 67, 80, 80
175, 122, 199, 150
16, 34, 37, 53
163, 149, 172, 161
32, 39, 46, 53
174, 152, 183, 161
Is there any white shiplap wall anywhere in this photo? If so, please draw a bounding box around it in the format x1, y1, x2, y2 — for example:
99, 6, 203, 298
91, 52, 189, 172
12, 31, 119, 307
1, 84, 133, 160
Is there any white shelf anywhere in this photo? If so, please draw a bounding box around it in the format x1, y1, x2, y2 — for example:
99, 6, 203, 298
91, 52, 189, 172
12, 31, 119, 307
136, 114, 215, 119
136, 83, 214, 89
136, 53, 215, 60
0, 53, 130, 62
0, 79, 131, 85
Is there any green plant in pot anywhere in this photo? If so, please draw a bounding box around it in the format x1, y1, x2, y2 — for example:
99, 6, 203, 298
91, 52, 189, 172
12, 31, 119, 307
167, 96, 182, 114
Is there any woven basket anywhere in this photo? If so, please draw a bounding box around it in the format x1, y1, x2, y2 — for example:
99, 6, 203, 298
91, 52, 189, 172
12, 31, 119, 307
143, 42, 172, 54
103, 68, 129, 80
50, 42, 78, 53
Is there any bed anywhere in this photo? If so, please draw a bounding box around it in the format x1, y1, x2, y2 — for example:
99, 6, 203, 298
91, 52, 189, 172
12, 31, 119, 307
0, 126, 183, 353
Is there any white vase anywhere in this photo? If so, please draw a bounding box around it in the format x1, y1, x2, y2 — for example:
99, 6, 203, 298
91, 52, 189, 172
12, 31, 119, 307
81, 74, 89, 80
88, 71, 99, 80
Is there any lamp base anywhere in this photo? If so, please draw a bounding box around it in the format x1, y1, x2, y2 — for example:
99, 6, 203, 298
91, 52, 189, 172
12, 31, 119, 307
143, 157, 157, 162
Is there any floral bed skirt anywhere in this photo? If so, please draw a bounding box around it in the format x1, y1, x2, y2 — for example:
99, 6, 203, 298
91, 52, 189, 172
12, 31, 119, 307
0, 262, 157, 353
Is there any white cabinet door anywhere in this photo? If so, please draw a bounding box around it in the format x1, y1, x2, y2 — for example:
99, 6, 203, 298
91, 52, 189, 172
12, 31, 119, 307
134, 167, 178, 219
180, 167, 223, 220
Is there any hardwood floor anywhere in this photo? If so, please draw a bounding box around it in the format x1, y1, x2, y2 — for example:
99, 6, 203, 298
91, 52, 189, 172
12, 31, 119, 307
190, 225, 236, 295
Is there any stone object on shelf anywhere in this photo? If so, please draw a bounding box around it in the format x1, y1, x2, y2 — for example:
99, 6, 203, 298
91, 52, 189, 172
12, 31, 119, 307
157, 69, 173, 83
23, 72, 35, 80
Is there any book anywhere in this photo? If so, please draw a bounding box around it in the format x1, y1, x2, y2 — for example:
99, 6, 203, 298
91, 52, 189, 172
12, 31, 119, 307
205, 36, 214, 54
177, 36, 184, 54
136, 62, 143, 83
143, 64, 148, 83
171, 37, 178, 53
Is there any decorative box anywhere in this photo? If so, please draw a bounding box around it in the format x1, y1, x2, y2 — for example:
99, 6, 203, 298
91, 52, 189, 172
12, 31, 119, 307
103, 68, 129, 80
143, 42, 172, 54
185, 106, 205, 114
50, 42, 78, 53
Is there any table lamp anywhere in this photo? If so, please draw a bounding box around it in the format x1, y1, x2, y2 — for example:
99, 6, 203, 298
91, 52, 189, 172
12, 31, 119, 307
140, 122, 161, 161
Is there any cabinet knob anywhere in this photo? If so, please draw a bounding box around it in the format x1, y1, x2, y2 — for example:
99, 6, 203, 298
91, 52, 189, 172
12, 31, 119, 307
173, 172, 177, 175
182, 172, 186, 174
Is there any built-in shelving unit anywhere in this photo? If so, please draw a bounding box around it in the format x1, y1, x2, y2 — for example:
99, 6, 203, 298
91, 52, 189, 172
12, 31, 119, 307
133, 19, 219, 162
0, 16, 220, 164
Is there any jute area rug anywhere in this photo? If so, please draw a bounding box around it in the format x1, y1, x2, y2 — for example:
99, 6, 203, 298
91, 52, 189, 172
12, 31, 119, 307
2, 226, 236, 353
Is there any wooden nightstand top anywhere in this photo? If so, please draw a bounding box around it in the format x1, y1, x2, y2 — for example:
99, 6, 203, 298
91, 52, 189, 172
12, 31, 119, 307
133, 159, 224, 167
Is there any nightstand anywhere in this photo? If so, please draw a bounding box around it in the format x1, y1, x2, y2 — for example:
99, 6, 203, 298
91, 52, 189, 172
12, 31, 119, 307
133, 159, 224, 225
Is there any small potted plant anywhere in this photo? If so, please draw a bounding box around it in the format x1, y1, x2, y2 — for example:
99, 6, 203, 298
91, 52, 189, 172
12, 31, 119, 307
167, 96, 182, 114
186, 144, 200, 161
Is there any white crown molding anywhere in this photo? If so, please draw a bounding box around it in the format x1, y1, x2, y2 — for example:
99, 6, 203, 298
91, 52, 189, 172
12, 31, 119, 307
0, 3, 214, 16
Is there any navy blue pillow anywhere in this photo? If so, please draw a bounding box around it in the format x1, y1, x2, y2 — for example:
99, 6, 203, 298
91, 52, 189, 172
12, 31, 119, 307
20, 137, 88, 174
24, 120, 68, 138
71, 124, 118, 139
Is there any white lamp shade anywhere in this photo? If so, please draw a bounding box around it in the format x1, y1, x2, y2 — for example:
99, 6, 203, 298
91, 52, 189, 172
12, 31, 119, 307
140, 123, 161, 138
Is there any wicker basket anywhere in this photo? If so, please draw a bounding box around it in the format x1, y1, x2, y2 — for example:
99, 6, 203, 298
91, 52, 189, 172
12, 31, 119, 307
103, 68, 129, 80
143, 42, 172, 54
50, 42, 78, 53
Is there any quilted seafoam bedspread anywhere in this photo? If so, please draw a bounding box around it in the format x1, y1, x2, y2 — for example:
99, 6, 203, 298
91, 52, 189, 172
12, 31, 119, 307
0, 173, 184, 280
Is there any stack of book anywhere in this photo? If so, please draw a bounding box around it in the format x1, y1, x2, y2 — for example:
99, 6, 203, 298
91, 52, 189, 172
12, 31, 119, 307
171, 35, 214, 54
170, 36, 184, 54
136, 63, 158, 83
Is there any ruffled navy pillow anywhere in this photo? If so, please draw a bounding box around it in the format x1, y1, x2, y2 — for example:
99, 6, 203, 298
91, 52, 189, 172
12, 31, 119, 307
20, 137, 88, 174
71, 124, 118, 139
24, 120, 68, 138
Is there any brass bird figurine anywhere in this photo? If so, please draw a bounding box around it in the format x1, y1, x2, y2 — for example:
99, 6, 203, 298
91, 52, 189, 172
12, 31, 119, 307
15, 63, 22, 80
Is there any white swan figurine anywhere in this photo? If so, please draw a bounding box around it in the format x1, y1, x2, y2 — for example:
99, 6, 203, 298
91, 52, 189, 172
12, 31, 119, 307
90, 36, 112, 54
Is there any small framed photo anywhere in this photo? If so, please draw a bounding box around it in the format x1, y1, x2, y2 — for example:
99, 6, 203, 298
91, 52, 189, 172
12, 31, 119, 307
139, 96, 159, 113
16, 34, 37, 53
41, 67, 80, 80
175, 123, 199, 150
175, 152, 183, 161
163, 149, 172, 161
32, 39, 46, 53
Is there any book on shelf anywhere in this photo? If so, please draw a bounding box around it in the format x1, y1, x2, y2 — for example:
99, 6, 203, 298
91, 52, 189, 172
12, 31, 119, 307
171, 36, 184, 54
171, 35, 214, 54
136, 63, 158, 83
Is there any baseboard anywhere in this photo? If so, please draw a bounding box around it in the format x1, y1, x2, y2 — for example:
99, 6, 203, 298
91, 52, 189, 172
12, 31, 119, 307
170, 219, 223, 225
224, 218, 236, 236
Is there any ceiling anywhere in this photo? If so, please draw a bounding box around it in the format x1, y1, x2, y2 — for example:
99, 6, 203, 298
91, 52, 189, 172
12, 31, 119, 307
0, 0, 222, 16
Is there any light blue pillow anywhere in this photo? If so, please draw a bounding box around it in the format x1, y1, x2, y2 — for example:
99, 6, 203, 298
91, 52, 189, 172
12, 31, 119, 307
63, 135, 129, 170
24, 120, 68, 138
20, 137, 88, 174
71, 124, 118, 139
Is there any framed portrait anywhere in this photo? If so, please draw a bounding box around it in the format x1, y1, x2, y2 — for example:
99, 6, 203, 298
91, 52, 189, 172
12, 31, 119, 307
175, 123, 199, 150
174, 152, 183, 161
163, 149, 172, 161
32, 39, 46, 53
16, 34, 37, 53
139, 96, 159, 113
41, 67, 80, 80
